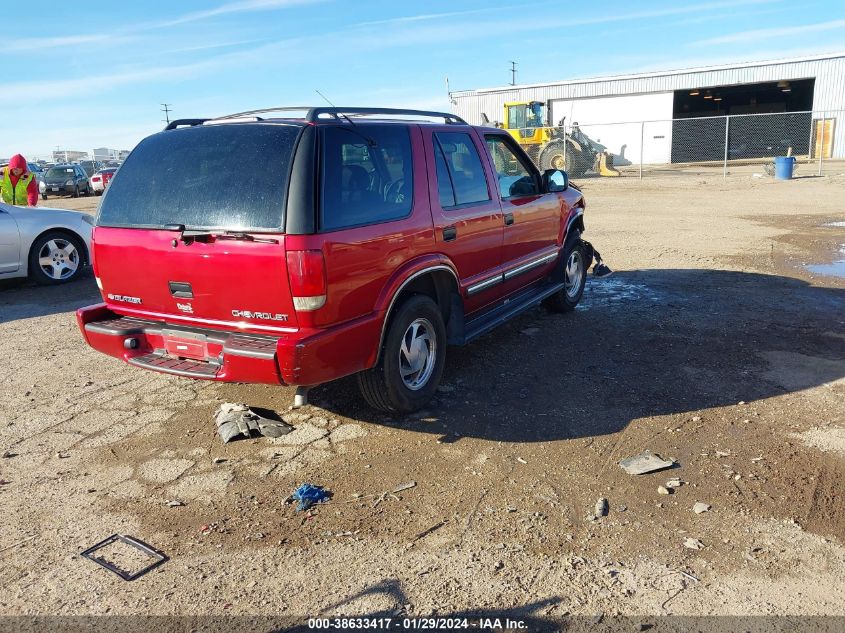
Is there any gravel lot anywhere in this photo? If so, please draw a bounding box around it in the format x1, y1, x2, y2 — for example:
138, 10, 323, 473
1, 174, 844, 622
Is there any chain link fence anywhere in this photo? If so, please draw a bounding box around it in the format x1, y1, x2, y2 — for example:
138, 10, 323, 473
519, 110, 843, 179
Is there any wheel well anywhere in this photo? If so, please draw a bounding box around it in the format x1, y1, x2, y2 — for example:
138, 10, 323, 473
391, 269, 456, 325
377, 268, 459, 362
28, 228, 90, 268
567, 214, 584, 240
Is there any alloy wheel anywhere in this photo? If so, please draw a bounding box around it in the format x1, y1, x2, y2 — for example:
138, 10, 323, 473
38, 238, 80, 281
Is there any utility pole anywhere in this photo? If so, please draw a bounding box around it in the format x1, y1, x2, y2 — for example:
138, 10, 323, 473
161, 103, 173, 125
509, 61, 517, 86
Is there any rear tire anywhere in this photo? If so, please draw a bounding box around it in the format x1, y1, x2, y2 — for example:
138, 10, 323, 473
544, 240, 587, 312
358, 295, 446, 413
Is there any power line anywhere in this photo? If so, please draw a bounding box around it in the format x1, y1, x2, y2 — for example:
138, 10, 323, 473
161, 103, 173, 125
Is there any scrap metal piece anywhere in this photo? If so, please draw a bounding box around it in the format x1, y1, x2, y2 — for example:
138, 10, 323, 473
214, 403, 293, 443
619, 452, 675, 475
80, 534, 168, 581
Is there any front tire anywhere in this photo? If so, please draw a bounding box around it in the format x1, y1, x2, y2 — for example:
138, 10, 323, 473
28, 231, 86, 285
72, 185, 79, 198
358, 295, 446, 413
41, 193, 47, 201
539, 140, 568, 171
544, 240, 587, 312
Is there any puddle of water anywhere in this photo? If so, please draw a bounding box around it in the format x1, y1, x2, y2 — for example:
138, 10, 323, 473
808, 261, 845, 278
580, 277, 663, 308
807, 245, 845, 278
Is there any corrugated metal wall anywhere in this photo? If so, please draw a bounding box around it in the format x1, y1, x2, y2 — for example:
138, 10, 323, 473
453, 55, 845, 159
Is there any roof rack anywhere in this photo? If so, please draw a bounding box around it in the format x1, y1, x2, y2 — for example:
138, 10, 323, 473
164, 118, 210, 131
212, 106, 467, 125
306, 107, 466, 124
163, 107, 468, 131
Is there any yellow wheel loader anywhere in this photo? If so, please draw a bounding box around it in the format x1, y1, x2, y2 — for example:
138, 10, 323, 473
490, 101, 619, 177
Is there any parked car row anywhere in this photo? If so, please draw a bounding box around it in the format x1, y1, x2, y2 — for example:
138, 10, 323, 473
39, 165, 119, 199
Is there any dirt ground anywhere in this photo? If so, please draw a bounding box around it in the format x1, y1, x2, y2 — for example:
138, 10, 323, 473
1, 174, 844, 626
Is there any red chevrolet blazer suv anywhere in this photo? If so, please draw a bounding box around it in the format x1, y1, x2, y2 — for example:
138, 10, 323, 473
77, 107, 592, 413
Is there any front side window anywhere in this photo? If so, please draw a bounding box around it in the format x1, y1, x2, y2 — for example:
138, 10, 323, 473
485, 135, 539, 198
320, 125, 413, 231
433, 132, 490, 208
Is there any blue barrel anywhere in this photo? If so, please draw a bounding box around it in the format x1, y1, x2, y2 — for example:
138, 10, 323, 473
774, 156, 796, 180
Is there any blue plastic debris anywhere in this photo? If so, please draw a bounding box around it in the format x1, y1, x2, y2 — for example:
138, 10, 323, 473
292, 483, 331, 512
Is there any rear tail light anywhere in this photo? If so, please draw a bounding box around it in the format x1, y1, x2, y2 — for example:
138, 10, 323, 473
286, 250, 326, 311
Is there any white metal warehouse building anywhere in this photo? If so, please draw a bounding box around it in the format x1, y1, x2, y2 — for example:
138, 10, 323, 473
451, 53, 845, 165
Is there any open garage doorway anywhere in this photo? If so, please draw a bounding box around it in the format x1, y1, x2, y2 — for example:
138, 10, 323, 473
671, 78, 815, 162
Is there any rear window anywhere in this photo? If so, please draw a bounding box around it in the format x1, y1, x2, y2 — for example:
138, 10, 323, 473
98, 123, 301, 232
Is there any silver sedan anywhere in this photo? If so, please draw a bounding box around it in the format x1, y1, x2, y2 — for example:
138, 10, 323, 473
0, 203, 93, 285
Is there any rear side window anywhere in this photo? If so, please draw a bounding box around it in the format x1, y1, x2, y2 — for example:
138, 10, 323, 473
320, 125, 413, 231
433, 132, 490, 207
98, 124, 301, 231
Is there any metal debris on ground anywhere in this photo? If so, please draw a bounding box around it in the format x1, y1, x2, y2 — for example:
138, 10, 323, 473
80, 534, 168, 581
693, 502, 711, 514
291, 483, 331, 512
392, 481, 417, 494
411, 520, 448, 544
618, 452, 675, 475
214, 403, 294, 443
665, 477, 683, 489
516, 457, 528, 464
683, 537, 705, 550
166, 500, 184, 507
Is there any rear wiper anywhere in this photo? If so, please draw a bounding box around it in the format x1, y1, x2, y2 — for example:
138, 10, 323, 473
218, 231, 278, 244
164, 224, 214, 243
163, 224, 277, 244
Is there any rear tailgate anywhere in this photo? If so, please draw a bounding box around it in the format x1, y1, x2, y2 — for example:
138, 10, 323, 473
94, 227, 297, 332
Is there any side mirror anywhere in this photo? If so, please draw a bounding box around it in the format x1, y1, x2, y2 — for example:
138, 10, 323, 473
543, 169, 568, 192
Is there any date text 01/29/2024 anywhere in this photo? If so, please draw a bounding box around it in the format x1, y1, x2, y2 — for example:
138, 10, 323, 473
307, 617, 527, 629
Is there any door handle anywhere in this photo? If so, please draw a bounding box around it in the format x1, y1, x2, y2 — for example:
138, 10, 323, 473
443, 226, 457, 241
504, 213, 514, 226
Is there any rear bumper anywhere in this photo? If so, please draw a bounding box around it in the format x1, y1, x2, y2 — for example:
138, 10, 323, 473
76, 304, 381, 386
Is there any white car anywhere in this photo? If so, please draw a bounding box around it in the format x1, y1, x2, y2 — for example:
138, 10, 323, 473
0, 202, 93, 284
90, 168, 118, 195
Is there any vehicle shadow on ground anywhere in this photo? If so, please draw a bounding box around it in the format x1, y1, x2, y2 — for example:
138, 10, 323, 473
0, 271, 99, 323
314, 269, 845, 443
284, 577, 563, 631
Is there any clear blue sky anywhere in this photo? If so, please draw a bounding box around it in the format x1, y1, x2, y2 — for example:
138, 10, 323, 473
4, 0, 845, 159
